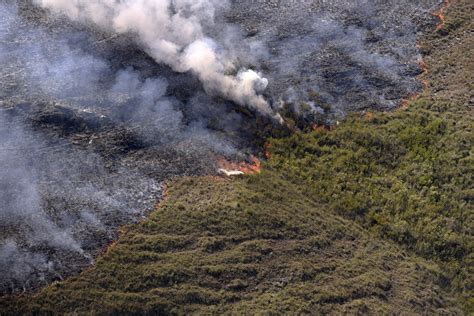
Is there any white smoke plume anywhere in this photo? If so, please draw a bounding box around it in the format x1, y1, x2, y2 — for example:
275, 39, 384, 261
33, 0, 276, 117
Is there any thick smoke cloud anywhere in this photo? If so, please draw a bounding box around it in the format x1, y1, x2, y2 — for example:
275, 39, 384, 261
1, 1, 241, 153
108, 67, 239, 154
32, 0, 277, 118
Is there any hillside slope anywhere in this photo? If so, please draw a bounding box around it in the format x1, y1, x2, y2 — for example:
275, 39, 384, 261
0, 175, 464, 314
1, 0, 472, 314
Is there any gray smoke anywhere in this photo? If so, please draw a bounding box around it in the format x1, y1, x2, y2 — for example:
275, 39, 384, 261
1, 1, 241, 153
0, 111, 78, 250
32, 0, 278, 118
0, 1, 249, 292
229, 0, 443, 121
0, 0, 445, 293
107, 67, 237, 154
0, 108, 163, 292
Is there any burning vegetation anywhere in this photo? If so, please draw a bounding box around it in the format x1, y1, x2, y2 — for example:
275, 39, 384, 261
217, 156, 262, 176
0, 1, 470, 313
434, 0, 452, 31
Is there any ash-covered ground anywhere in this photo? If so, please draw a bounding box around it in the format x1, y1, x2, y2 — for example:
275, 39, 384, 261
229, 0, 441, 117
0, 0, 443, 294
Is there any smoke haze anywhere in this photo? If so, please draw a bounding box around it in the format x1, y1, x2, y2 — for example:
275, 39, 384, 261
33, 0, 275, 117
0, 0, 444, 293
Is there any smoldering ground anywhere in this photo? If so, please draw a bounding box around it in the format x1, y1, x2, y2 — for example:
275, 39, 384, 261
228, 0, 443, 120
1, 0, 444, 293
0, 109, 163, 292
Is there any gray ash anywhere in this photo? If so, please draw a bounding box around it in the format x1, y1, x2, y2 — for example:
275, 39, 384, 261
229, 0, 442, 120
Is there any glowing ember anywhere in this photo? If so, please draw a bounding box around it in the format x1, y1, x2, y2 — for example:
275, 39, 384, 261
217, 156, 261, 176
419, 60, 428, 74
364, 112, 375, 120
401, 58, 431, 109
401, 94, 421, 109
264, 143, 272, 159
434, 0, 451, 31
400, 0, 450, 111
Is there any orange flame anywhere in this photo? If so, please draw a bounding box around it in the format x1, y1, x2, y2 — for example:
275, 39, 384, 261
364, 111, 375, 120
418, 60, 429, 88
242, 156, 261, 174
402, 0, 450, 109
401, 58, 431, 109
401, 93, 421, 109
433, 0, 451, 31
217, 155, 261, 175
99, 239, 118, 258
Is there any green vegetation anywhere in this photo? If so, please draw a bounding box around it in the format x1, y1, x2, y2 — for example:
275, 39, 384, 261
264, 2, 473, 307
0, 175, 464, 314
1, 0, 472, 314
268, 104, 472, 308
